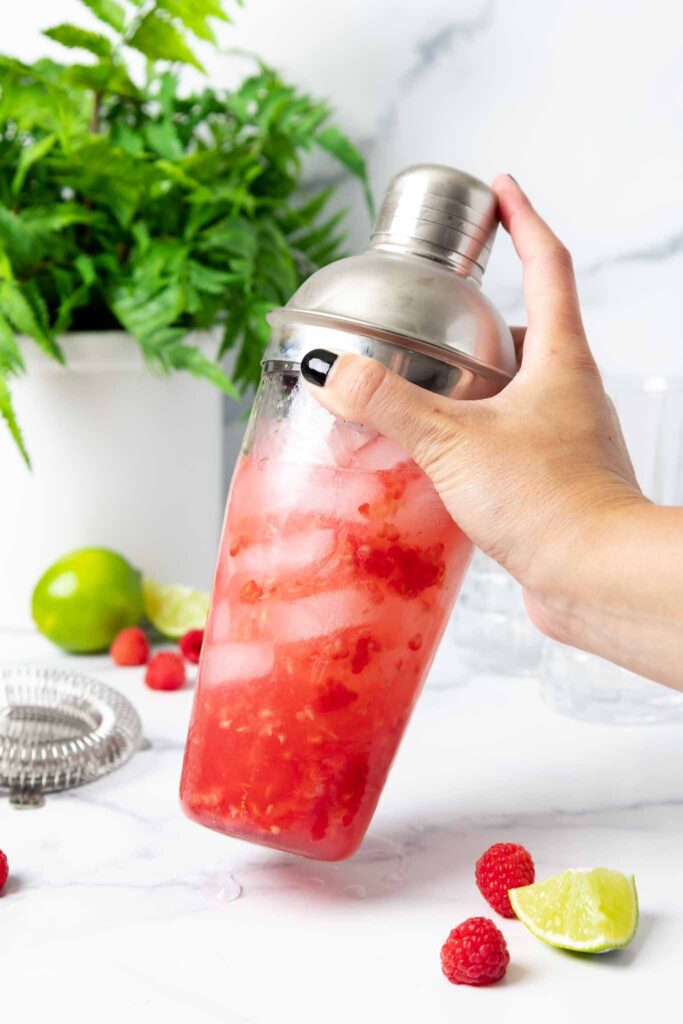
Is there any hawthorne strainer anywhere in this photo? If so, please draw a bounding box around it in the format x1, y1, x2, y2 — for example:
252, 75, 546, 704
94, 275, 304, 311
0, 665, 143, 808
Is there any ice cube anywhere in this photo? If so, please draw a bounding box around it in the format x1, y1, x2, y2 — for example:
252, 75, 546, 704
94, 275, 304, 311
209, 598, 232, 643
262, 588, 375, 643
201, 641, 275, 687
391, 471, 452, 536
352, 435, 411, 473
327, 421, 377, 468
236, 528, 336, 577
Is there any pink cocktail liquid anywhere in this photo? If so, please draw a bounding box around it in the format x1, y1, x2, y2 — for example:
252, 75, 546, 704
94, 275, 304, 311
180, 418, 471, 860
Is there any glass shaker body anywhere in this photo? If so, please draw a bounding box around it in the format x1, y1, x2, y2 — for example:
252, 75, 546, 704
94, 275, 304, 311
180, 365, 473, 859
180, 164, 516, 860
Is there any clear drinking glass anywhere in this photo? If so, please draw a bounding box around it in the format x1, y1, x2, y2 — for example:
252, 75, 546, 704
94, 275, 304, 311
540, 374, 683, 724
446, 549, 542, 679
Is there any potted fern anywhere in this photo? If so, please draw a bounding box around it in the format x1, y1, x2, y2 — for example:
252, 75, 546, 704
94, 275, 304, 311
0, 0, 370, 626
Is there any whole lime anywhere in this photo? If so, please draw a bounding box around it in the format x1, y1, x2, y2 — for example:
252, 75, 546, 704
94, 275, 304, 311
32, 548, 144, 653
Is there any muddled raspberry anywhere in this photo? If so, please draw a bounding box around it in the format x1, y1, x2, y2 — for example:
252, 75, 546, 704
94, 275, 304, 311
355, 540, 444, 597
379, 522, 400, 541
314, 679, 358, 713
350, 634, 379, 674
240, 579, 263, 602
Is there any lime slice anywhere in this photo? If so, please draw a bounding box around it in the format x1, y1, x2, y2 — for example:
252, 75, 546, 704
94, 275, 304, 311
143, 579, 210, 639
510, 868, 638, 953
32, 548, 144, 653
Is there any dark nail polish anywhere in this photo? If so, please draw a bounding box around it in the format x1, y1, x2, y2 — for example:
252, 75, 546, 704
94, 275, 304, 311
301, 349, 338, 387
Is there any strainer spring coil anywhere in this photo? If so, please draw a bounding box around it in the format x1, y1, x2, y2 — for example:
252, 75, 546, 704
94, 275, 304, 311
0, 665, 143, 805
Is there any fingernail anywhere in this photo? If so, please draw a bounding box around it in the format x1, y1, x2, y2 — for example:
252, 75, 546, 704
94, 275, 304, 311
506, 173, 519, 185
301, 349, 338, 387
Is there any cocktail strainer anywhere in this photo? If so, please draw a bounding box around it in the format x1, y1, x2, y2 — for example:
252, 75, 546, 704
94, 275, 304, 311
0, 665, 143, 807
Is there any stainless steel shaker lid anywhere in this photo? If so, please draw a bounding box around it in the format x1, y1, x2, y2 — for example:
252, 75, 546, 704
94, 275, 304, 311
266, 163, 516, 385
370, 164, 498, 276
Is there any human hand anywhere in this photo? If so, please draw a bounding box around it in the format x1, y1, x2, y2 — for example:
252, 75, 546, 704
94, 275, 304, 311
300, 174, 646, 643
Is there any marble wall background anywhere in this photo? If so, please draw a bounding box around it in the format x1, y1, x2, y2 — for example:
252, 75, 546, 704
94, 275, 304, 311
9, 0, 683, 463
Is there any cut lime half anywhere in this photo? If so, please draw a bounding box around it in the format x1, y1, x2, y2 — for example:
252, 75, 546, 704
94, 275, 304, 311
143, 579, 210, 639
510, 868, 638, 953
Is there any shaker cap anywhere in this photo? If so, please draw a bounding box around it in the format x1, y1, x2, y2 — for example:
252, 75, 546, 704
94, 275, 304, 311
370, 164, 498, 278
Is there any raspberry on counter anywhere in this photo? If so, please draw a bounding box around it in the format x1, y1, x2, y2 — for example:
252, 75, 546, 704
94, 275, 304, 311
110, 626, 149, 667
475, 842, 536, 918
179, 629, 204, 665
0, 850, 9, 893
145, 651, 186, 691
441, 917, 510, 986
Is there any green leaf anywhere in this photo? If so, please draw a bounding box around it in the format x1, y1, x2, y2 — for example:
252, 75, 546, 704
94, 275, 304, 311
112, 121, 145, 156
110, 279, 186, 340
157, 0, 229, 42
79, 0, 126, 33
144, 120, 183, 160
43, 24, 113, 59
23, 279, 51, 336
0, 281, 64, 363
0, 210, 43, 273
197, 217, 257, 259
157, 70, 177, 119
281, 187, 333, 231
0, 374, 30, 467
65, 60, 139, 98
11, 134, 58, 196
164, 341, 238, 396
21, 203, 103, 233
0, 252, 15, 282
0, 311, 24, 375
187, 259, 240, 294
53, 284, 92, 335
75, 254, 97, 286
128, 11, 204, 70
315, 126, 374, 217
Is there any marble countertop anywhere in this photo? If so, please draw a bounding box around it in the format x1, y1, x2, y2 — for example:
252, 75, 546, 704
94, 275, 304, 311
1, 626, 681, 1023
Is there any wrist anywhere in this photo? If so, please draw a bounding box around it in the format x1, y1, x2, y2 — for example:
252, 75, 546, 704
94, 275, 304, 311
524, 484, 650, 646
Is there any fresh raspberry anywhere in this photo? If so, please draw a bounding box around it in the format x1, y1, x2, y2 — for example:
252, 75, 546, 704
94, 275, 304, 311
110, 627, 149, 666
179, 629, 204, 664
440, 917, 510, 986
0, 850, 8, 892
145, 651, 185, 691
475, 842, 535, 918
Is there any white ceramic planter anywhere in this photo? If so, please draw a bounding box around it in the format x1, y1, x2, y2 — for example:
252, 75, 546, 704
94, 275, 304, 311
0, 332, 228, 629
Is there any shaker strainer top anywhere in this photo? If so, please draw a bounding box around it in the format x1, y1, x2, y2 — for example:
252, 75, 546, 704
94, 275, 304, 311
0, 665, 143, 807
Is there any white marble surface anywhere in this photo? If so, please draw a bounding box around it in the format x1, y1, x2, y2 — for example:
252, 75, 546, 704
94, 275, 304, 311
2, 626, 683, 1022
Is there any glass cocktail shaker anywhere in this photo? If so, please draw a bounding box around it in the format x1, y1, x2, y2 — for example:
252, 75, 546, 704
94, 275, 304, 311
180, 165, 516, 860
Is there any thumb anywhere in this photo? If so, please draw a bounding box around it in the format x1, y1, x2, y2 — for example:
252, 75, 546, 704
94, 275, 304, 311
300, 348, 456, 467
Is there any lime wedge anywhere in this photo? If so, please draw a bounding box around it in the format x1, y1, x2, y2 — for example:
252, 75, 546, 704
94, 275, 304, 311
510, 868, 638, 953
143, 579, 210, 639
